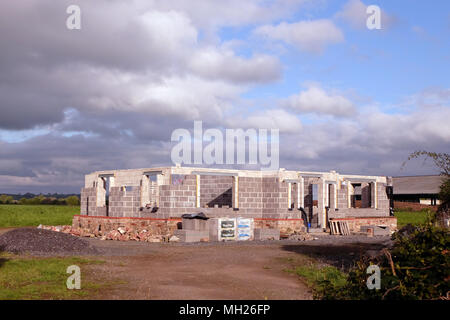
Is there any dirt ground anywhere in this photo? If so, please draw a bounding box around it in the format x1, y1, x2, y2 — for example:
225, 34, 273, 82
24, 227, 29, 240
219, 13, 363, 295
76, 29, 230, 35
0, 226, 391, 300
80, 235, 391, 300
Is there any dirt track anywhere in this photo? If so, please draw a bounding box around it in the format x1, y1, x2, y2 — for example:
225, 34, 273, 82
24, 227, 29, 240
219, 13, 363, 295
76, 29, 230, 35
80, 235, 390, 300
0, 227, 391, 300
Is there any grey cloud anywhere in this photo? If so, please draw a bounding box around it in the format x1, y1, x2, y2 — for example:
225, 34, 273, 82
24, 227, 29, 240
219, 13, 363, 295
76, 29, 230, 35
0, 0, 281, 130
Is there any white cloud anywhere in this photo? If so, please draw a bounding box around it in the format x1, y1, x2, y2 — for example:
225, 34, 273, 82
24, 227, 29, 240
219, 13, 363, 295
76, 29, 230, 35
226, 109, 302, 133
254, 19, 344, 53
281, 85, 355, 116
0, 1, 282, 130
188, 48, 281, 84
131, 75, 244, 120
151, 0, 309, 32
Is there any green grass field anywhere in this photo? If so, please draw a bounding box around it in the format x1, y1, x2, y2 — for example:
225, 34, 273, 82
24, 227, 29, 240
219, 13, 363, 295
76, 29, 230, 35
0, 205, 79, 228
0, 253, 106, 299
394, 210, 430, 228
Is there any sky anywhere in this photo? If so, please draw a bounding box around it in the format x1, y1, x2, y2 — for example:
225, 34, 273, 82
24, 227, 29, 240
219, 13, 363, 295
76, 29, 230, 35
0, 0, 449, 194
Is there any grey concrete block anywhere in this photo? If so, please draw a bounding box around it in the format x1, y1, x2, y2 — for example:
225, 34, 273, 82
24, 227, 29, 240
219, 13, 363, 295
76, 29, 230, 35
182, 218, 209, 231
173, 230, 209, 242
360, 225, 390, 236
254, 228, 280, 241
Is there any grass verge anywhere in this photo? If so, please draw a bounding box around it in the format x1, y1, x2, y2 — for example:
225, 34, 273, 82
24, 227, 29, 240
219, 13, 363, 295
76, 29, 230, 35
394, 210, 430, 228
0, 253, 109, 299
287, 263, 347, 299
0, 205, 79, 228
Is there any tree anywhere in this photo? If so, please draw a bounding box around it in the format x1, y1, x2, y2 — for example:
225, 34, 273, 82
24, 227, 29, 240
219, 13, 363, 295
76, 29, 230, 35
403, 151, 450, 176
65, 195, 80, 206
0, 194, 14, 204
28, 196, 43, 205
403, 150, 450, 227
319, 220, 450, 300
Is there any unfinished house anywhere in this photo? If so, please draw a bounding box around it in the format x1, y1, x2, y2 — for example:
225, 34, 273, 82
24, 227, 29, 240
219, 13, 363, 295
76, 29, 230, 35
73, 166, 397, 239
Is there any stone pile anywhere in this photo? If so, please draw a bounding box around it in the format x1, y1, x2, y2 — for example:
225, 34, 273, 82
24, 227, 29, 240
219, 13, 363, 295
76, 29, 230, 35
37, 224, 315, 242
37, 224, 171, 243
287, 232, 314, 241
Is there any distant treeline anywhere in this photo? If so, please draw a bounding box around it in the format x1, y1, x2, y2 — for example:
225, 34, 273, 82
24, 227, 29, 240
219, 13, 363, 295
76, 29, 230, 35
0, 194, 80, 206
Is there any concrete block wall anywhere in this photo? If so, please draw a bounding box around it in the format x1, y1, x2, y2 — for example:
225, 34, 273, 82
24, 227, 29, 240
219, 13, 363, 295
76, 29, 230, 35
361, 183, 371, 208
262, 177, 288, 212
238, 177, 263, 211
79, 167, 392, 227
158, 174, 197, 215
80, 187, 97, 216
200, 175, 233, 208
329, 208, 389, 218
377, 183, 390, 210
337, 184, 348, 209
108, 186, 141, 217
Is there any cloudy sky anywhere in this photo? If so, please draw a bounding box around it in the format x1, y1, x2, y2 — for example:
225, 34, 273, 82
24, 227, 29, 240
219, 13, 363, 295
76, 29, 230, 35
0, 0, 449, 193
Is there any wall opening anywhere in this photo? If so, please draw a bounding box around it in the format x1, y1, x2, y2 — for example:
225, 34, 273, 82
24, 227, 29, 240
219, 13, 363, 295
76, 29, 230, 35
351, 183, 362, 208
200, 175, 233, 208
312, 184, 318, 207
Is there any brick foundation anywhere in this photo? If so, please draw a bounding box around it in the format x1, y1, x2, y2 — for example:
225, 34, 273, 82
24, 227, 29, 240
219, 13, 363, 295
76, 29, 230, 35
72, 215, 181, 237
254, 218, 305, 236
72, 215, 305, 238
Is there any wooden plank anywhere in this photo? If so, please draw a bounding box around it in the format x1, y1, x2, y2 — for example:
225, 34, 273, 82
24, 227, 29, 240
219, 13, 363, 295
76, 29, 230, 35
343, 222, 350, 235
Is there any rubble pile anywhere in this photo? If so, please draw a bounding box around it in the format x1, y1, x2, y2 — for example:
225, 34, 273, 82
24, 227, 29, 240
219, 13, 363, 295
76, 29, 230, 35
37, 224, 172, 243
287, 232, 314, 241
37, 225, 315, 243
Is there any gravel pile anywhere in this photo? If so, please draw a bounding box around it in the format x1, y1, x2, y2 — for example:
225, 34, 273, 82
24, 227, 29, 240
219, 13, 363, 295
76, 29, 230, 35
0, 228, 100, 255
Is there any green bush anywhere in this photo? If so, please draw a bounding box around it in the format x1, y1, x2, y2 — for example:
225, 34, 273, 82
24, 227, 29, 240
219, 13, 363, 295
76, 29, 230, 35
0, 195, 14, 204
439, 178, 450, 204
65, 195, 80, 206
322, 220, 450, 300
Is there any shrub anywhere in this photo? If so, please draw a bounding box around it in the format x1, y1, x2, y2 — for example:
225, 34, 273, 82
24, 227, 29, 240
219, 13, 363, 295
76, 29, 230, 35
0, 195, 14, 204
322, 219, 450, 300
65, 196, 80, 206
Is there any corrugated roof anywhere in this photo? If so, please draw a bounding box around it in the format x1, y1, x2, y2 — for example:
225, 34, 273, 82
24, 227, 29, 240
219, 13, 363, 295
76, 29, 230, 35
393, 175, 444, 195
